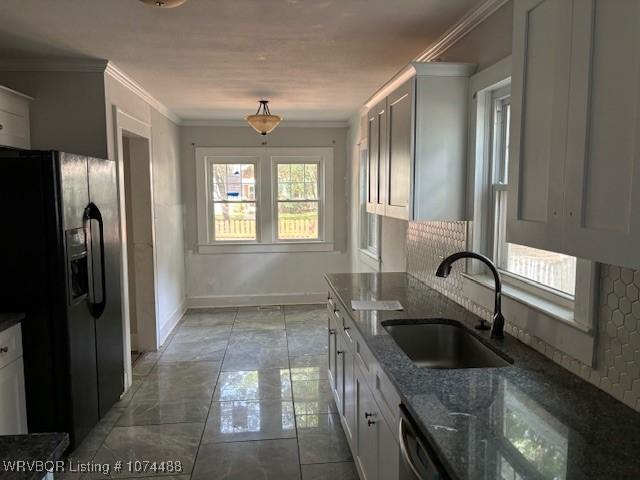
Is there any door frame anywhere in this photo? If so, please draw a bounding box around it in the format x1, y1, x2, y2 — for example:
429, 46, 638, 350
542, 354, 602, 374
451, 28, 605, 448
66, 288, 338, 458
113, 106, 158, 390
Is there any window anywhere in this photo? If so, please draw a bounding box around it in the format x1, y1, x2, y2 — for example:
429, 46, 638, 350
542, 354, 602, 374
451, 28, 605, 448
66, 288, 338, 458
275, 162, 320, 240
358, 143, 379, 260
488, 87, 576, 298
211, 161, 257, 241
465, 57, 598, 366
195, 147, 334, 253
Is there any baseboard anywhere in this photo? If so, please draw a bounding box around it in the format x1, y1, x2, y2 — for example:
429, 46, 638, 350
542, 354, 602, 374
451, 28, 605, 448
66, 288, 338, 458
187, 292, 327, 308
158, 299, 187, 346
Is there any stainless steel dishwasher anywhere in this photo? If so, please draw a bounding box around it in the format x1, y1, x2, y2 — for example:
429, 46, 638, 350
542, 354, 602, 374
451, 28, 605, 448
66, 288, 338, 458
399, 404, 450, 480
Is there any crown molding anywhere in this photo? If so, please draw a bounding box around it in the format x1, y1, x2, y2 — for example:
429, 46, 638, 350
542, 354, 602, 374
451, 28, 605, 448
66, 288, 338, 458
415, 0, 510, 62
180, 119, 349, 128
0, 58, 108, 72
105, 62, 181, 124
0, 57, 181, 123
361, 0, 508, 111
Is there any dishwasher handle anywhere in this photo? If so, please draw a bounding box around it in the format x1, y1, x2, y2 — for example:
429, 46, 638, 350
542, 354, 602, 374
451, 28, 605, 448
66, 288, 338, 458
399, 416, 425, 480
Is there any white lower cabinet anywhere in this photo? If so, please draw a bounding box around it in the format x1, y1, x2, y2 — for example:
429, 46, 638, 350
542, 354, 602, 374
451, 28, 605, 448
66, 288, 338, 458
328, 294, 399, 480
0, 324, 28, 434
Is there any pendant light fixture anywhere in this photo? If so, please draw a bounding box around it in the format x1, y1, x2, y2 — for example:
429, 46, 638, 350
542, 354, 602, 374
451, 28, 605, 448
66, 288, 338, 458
246, 100, 282, 136
139, 0, 188, 8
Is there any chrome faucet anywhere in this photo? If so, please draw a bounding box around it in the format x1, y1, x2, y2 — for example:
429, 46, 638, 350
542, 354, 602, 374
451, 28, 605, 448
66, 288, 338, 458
435, 251, 505, 339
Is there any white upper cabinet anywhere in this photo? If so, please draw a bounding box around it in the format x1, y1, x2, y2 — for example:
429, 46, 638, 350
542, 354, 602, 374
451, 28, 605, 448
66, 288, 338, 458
509, 0, 640, 268
0, 85, 32, 149
564, 0, 640, 267
366, 62, 475, 221
366, 99, 387, 215
508, 0, 573, 250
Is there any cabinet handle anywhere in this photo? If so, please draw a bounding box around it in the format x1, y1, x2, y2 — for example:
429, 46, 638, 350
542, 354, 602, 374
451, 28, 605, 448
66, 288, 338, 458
343, 326, 350, 331
368, 419, 376, 427
364, 412, 375, 418
328, 329, 336, 335
337, 350, 344, 355
0, 346, 8, 353
0, 124, 4, 131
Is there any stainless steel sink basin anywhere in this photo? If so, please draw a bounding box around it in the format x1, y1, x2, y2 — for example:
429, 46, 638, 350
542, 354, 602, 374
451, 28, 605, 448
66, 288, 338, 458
382, 319, 513, 369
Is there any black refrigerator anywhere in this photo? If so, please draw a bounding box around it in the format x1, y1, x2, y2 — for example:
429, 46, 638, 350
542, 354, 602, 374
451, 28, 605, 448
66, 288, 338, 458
0, 148, 124, 447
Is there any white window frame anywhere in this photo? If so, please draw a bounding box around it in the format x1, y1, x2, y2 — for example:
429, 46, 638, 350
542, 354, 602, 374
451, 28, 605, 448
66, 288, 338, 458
271, 156, 323, 243
464, 56, 599, 366
208, 156, 261, 244
196, 147, 334, 254
357, 140, 380, 268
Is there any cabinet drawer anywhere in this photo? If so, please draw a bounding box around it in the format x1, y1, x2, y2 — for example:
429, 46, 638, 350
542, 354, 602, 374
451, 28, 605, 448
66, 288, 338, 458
0, 323, 23, 369
373, 365, 401, 433
355, 337, 375, 377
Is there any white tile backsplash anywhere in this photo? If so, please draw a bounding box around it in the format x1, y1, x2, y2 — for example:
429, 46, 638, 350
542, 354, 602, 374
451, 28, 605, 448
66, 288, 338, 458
407, 221, 640, 412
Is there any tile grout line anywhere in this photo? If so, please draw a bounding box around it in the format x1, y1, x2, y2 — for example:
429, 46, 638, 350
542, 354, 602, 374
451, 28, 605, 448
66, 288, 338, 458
283, 305, 305, 480
188, 307, 239, 480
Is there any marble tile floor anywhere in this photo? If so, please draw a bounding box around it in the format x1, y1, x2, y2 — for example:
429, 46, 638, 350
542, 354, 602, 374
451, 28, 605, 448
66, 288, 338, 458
60, 305, 357, 480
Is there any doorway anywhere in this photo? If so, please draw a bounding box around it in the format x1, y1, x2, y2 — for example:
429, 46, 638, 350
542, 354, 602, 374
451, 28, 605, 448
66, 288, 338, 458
114, 108, 158, 390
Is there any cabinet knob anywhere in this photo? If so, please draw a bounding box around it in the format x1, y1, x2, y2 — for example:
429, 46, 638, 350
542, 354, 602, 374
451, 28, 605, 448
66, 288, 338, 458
367, 420, 376, 427
328, 329, 336, 335
337, 350, 344, 355
343, 326, 350, 331
364, 412, 375, 418
0, 346, 8, 354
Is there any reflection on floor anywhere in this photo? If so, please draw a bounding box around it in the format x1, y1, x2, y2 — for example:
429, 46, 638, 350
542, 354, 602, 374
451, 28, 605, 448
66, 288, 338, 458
60, 305, 357, 480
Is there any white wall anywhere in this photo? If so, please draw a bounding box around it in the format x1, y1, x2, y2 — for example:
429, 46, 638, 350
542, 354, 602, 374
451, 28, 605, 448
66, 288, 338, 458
104, 74, 186, 345
180, 124, 351, 305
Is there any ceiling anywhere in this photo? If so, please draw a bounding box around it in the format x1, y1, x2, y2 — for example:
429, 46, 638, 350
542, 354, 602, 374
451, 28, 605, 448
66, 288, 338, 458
0, 0, 478, 121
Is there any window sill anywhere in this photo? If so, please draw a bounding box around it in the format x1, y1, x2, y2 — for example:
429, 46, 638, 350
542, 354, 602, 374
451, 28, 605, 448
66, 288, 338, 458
358, 248, 380, 271
197, 242, 335, 254
461, 273, 595, 366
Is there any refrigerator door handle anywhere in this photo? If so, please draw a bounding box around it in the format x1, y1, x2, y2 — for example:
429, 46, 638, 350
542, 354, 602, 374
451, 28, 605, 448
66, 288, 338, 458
83, 202, 107, 319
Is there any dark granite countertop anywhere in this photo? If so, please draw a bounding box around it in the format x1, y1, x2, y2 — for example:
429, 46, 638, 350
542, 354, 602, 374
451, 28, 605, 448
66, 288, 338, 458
0, 313, 23, 334
0, 433, 69, 480
325, 272, 640, 480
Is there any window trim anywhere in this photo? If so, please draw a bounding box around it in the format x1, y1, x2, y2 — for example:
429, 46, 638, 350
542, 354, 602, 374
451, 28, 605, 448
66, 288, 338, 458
464, 56, 598, 366
357, 139, 381, 268
195, 147, 334, 254
271, 156, 323, 243
208, 156, 261, 244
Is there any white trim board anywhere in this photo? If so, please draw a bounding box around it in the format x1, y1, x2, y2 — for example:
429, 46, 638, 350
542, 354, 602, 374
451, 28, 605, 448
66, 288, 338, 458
363, 0, 510, 108
188, 293, 327, 308
158, 299, 187, 347
181, 119, 349, 128
105, 62, 181, 124
415, 0, 511, 62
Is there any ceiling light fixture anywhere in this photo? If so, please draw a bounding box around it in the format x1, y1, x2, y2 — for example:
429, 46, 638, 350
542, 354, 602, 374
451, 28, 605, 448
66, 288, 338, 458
139, 0, 188, 8
245, 100, 282, 136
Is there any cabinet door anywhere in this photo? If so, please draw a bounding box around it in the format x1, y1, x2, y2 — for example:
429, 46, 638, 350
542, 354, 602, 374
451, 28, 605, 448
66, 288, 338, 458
367, 100, 387, 215
0, 358, 28, 435
377, 415, 399, 480
507, 0, 573, 251
328, 309, 338, 395
343, 340, 356, 447
335, 333, 345, 416
385, 79, 414, 220
563, 0, 640, 268
355, 367, 378, 480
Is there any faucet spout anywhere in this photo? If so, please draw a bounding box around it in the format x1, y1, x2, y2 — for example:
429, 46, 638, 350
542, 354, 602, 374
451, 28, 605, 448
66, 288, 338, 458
435, 251, 505, 339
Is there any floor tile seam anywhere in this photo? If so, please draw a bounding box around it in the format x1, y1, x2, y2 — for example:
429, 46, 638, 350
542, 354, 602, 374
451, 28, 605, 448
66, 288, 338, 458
188, 306, 239, 479
199, 436, 299, 447
283, 306, 306, 478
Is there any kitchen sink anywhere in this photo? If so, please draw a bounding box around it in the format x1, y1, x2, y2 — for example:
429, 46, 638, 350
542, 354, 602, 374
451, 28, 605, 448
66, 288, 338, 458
382, 319, 513, 369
